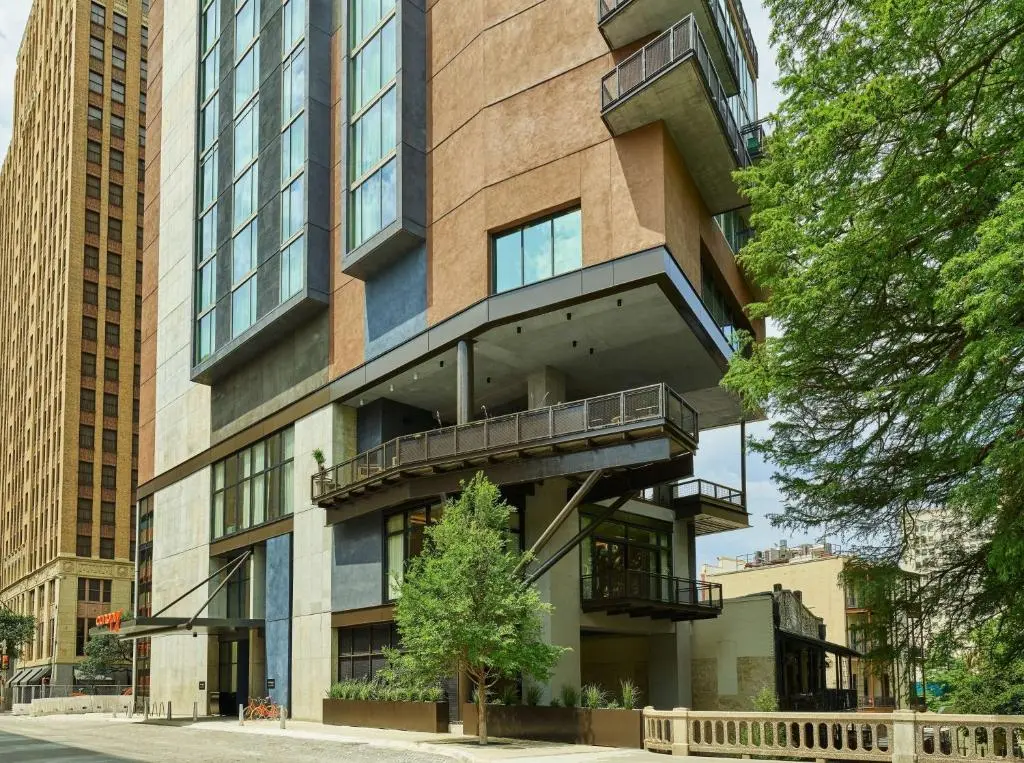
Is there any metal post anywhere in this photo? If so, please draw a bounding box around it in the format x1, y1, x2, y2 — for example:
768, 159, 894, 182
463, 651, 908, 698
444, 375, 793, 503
167, 701, 172, 720
193, 700, 198, 721
239, 703, 244, 725
740, 418, 748, 509
456, 339, 473, 425
280, 706, 286, 729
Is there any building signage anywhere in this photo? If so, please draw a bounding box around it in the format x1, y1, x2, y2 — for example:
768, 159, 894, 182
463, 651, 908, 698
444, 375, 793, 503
96, 610, 123, 632
199, 681, 206, 690
266, 678, 275, 690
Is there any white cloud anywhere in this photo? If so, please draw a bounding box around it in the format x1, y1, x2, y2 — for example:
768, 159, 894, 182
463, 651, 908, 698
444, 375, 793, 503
0, 2, 34, 164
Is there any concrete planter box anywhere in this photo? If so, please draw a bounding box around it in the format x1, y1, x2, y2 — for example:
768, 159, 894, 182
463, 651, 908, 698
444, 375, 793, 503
322, 699, 448, 733
462, 703, 643, 748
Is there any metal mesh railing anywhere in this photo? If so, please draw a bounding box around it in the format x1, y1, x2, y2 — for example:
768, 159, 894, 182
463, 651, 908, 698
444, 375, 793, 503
601, 15, 752, 171
581, 570, 723, 610
674, 478, 744, 506
312, 384, 699, 502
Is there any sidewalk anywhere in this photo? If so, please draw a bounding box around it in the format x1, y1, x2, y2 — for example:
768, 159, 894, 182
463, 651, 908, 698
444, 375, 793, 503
131, 715, 686, 763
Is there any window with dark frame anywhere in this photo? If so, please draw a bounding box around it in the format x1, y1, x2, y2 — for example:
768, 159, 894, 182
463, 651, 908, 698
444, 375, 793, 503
90, 36, 104, 61
88, 105, 103, 130
81, 352, 96, 377
77, 536, 93, 558
90, 2, 105, 25
106, 286, 120, 311
101, 465, 116, 489
77, 498, 93, 523
76, 617, 97, 655
108, 252, 121, 277
105, 322, 120, 347
336, 623, 399, 682
109, 217, 122, 242
79, 424, 95, 449
102, 428, 117, 453
86, 210, 101, 235
492, 207, 582, 294
103, 392, 118, 417
101, 502, 116, 527
84, 281, 98, 305
104, 357, 118, 380
112, 46, 126, 69
113, 12, 127, 36
112, 80, 125, 104
211, 427, 295, 540
100, 538, 115, 559
111, 114, 124, 138
110, 148, 124, 173
89, 71, 104, 95
87, 139, 102, 164
85, 245, 100, 269
79, 460, 94, 487
86, 174, 101, 199
80, 388, 95, 412
83, 316, 98, 341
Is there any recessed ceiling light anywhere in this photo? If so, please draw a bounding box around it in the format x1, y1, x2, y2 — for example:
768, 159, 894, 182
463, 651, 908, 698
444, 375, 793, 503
572, 340, 577, 348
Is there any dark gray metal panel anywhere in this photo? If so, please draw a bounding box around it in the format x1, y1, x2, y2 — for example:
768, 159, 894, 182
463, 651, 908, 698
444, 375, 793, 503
399, 0, 427, 154
308, 24, 332, 107
332, 515, 383, 612
581, 260, 616, 293
356, 398, 436, 452
364, 245, 427, 360
309, 0, 335, 34
306, 223, 331, 298
306, 157, 331, 235
256, 253, 280, 320
399, 145, 427, 230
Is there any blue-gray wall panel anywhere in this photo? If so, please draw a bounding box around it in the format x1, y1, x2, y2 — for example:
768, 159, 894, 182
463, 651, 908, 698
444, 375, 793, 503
364, 244, 426, 359
265, 533, 292, 711
332, 515, 383, 611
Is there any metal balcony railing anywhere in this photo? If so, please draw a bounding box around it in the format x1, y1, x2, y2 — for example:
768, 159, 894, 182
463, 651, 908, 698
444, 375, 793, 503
312, 384, 698, 503
581, 569, 724, 610
674, 478, 744, 506
601, 15, 751, 171
597, 0, 741, 87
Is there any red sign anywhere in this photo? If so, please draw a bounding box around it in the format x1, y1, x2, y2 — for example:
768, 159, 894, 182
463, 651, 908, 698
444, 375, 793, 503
96, 610, 123, 633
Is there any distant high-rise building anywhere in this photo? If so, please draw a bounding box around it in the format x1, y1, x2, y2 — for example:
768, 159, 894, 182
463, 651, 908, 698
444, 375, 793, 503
0, 0, 149, 691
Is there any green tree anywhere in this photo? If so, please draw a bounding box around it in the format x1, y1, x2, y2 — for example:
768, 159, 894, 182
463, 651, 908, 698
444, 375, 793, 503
393, 473, 566, 744
79, 632, 132, 680
0, 609, 35, 663
927, 619, 1024, 714
725, 0, 1024, 655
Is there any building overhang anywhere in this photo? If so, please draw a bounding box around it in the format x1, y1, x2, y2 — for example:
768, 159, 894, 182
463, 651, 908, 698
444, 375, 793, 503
671, 479, 749, 535
780, 629, 862, 659
113, 617, 265, 639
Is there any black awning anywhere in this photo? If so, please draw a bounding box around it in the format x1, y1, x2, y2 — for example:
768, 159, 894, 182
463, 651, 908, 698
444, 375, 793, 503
7, 668, 28, 685
113, 617, 264, 639
781, 629, 861, 658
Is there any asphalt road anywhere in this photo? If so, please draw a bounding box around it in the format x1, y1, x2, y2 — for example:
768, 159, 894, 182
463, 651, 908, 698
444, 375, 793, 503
0, 716, 452, 763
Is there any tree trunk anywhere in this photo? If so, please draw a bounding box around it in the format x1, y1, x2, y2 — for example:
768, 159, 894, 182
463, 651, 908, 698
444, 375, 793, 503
477, 677, 487, 745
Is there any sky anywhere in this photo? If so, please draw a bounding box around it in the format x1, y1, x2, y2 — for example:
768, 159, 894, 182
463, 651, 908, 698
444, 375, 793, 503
0, 1, 796, 564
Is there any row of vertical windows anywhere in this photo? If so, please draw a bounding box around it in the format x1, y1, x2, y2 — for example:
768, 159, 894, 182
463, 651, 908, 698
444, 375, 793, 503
211, 427, 295, 540
196, 0, 221, 362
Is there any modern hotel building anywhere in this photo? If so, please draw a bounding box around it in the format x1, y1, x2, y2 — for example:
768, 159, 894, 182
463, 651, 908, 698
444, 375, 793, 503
135, 0, 764, 720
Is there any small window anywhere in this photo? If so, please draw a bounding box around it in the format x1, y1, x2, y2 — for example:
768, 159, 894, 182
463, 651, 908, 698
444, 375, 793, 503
101, 465, 117, 489
112, 46, 126, 70
77, 499, 93, 523
104, 357, 119, 381
108, 252, 121, 277
87, 139, 102, 164
136, 260, 143, 285
140, 91, 147, 112
101, 502, 116, 527
113, 12, 127, 37
89, 71, 104, 95
81, 352, 97, 377
105, 322, 120, 347
77, 535, 93, 558
109, 217, 122, 242
99, 538, 115, 560
79, 460, 94, 487
83, 317, 98, 341
139, 126, 147, 148
88, 105, 104, 130
90, 2, 105, 25
103, 392, 118, 417
111, 114, 124, 138
86, 210, 101, 235
110, 148, 124, 172
492, 208, 582, 294
89, 36, 104, 61
79, 424, 95, 449
83, 281, 99, 305
85, 245, 100, 269
81, 388, 95, 412
109, 182, 123, 207
86, 174, 101, 199
111, 80, 125, 104
107, 286, 121, 311
102, 429, 118, 453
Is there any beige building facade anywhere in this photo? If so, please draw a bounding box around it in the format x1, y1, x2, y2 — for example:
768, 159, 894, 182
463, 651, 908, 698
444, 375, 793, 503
0, 0, 148, 690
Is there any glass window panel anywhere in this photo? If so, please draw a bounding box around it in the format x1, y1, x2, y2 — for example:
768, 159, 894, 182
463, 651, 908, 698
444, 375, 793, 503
214, 462, 225, 490
224, 487, 238, 534
280, 235, 305, 301
380, 18, 396, 85
240, 449, 252, 478
281, 175, 305, 241
235, 0, 256, 58
233, 164, 258, 227
252, 441, 265, 471
231, 275, 256, 337
552, 209, 582, 274
283, 0, 305, 49
282, 114, 305, 179
282, 428, 294, 459
198, 312, 216, 360
200, 94, 219, 152
380, 87, 396, 157
232, 220, 257, 284
200, 148, 218, 210
267, 468, 281, 519
198, 259, 217, 310
201, 0, 220, 51
201, 49, 219, 102
281, 462, 294, 514
355, 169, 381, 246
199, 207, 218, 261
283, 47, 306, 120
267, 433, 281, 465
234, 44, 259, 111
234, 102, 259, 174
241, 480, 252, 529
494, 230, 522, 293
387, 531, 404, 599
523, 219, 553, 285
387, 514, 403, 533
380, 158, 396, 229
252, 474, 265, 525
213, 492, 224, 537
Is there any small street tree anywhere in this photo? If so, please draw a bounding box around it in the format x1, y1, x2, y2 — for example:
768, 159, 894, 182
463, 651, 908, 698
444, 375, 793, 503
0, 609, 36, 665
393, 473, 566, 744
79, 631, 132, 680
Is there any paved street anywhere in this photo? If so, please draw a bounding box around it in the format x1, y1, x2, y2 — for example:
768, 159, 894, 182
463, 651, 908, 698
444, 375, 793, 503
0, 715, 452, 763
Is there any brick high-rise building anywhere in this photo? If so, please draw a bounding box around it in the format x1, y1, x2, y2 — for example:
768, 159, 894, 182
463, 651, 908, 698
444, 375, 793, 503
0, 0, 149, 691
135, 0, 764, 720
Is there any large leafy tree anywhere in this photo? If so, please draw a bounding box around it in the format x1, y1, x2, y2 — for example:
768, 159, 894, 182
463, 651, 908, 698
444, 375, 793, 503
393, 473, 565, 744
927, 619, 1024, 714
79, 632, 132, 680
727, 0, 1024, 653
0, 609, 35, 664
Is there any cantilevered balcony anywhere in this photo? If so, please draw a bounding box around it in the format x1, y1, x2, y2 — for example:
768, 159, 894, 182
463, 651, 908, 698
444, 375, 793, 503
602, 15, 751, 215
313, 384, 699, 521
671, 478, 749, 535
598, 0, 742, 95
581, 570, 723, 621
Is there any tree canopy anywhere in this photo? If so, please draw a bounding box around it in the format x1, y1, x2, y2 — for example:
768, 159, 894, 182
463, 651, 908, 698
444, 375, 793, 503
927, 619, 1024, 714
393, 473, 565, 744
726, 0, 1024, 652
79, 632, 132, 680
0, 609, 35, 662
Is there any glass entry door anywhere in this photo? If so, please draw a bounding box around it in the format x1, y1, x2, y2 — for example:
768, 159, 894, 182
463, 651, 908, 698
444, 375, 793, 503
217, 639, 249, 716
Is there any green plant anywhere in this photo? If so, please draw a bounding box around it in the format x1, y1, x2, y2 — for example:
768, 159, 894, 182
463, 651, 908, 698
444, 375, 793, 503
312, 447, 326, 469
619, 679, 640, 710
0, 610, 36, 663
393, 473, 566, 744
498, 683, 519, 706
559, 685, 579, 708
753, 685, 779, 712
582, 684, 606, 710
525, 683, 543, 707
549, 698, 562, 708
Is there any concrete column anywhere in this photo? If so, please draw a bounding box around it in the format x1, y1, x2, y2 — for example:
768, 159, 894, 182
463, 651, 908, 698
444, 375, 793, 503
250, 546, 266, 620
670, 707, 691, 757
457, 340, 474, 424
525, 479, 581, 703
528, 367, 567, 410
673, 518, 695, 708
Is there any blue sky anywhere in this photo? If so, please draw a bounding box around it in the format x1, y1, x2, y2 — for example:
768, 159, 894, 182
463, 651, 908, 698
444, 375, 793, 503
0, 1, 798, 565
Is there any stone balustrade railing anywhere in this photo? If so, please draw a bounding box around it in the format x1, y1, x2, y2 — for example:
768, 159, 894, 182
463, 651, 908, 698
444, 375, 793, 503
643, 708, 1024, 762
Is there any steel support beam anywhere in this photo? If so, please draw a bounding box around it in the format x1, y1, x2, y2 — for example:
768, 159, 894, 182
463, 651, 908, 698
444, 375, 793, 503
457, 339, 474, 425
740, 417, 748, 509
151, 553, 249, 618
516, 468, 604, 574
184, 550, 252, 630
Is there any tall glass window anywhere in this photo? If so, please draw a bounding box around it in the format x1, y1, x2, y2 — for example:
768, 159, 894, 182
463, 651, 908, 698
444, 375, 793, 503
232, 275, 257, 337
197, 0, 223, 364
233, 164, 258, 227
234, 102, 259, 174
283, 0, 305, 51
281, 114, 305, 180
349, 1, 398, 249
492, 208, 582, 293
280, 235, 304, 301
282, 175, 305, 241
280, 18, 307, 300
211, 427, 295, 540
235, 44, 260, 110
235, 0, 258, 58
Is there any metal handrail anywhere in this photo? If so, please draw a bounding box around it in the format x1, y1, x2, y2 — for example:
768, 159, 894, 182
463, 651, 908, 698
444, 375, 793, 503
312, 384, 699, 502
596, 0, 742, 86
600, 15, 752, 171
581, 569, 724, 609
674, 478, 744, 506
